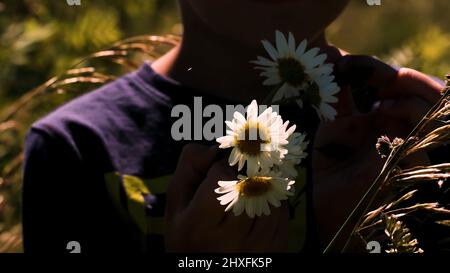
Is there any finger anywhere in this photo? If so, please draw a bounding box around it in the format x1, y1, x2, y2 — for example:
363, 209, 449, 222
314, 112, 378, 148
166, 144, 219, 217
337, 55, 396, 88
378, 97, 431, 125
385, 68, 443, 104
337, 55, 443, 105
313, 113, 379, 173
336, 55, 395, 114
220, 205, 256, 241
246, 202, 289, 252
270, 203, 290, 252
336, 55, 396, 96
217, 212, 255, 251
335, 85, 359, 117
189, 158, 237, 222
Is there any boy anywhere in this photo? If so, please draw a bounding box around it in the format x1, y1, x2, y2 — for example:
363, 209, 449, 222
23, 0, 442, 253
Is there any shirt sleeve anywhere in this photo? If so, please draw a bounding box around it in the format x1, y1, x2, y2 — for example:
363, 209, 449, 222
22, 126, 143, 253
22, 127, 87, 253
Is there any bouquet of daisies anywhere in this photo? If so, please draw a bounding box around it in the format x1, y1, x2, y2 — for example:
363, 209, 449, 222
215, 31, 340, 218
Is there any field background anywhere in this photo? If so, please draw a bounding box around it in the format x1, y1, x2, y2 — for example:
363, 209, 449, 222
1, 0, 449, 252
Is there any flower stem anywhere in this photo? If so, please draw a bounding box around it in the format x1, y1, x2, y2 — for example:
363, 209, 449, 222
262, 84, 283, 105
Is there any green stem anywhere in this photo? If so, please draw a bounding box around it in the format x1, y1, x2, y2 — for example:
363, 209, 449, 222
261, 84, 283, 105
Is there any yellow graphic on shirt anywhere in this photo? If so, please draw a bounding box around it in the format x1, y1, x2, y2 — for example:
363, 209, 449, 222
104, 167, 307, 252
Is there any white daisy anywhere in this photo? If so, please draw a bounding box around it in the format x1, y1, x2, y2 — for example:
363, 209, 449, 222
216, 100, 295, 176
274, 130, 309, 179
310, 75, 340, 121
252, 30, 340, 121
215, 173, 295, 218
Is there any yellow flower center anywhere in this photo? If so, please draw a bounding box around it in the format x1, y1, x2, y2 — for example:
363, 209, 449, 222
238, 177, 272, 197
278, 58, 309, 87
235, 123, 269, 156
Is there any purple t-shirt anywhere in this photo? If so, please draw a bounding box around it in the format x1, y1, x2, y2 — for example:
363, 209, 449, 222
22, 63, 315, 253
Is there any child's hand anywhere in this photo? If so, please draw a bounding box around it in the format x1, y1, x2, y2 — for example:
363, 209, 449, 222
312, 55, 442, 245
165, 144, 289, 252
337, 55, 443, 121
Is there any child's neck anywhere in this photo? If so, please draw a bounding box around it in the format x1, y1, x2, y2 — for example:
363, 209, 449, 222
152, 31, 342, 104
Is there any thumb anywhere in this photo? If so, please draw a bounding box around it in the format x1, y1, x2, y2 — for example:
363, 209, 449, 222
166, 143, 219, 216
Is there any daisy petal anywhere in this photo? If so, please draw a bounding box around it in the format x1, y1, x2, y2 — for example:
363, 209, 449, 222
246, 200, 256, 218
288, 32, 296, 54
320, 103, 337, 121
276, 30, 289, 58
217, 135, 234, 148
233, 111, 246, 126
262, 40, 279, 61
263, 75, 282, 86
252, 56, 277, 67
233, 199, 245, 216
247, 100, 259, 122
247, 156, 259, 177
296, 39, 307, 56
229, 147, 241, 166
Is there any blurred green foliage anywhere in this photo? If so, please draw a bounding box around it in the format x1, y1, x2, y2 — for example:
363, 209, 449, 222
0, 0, 179, 108
328, 0, 450, 77
1, 0, 450, 253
